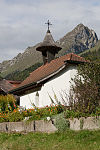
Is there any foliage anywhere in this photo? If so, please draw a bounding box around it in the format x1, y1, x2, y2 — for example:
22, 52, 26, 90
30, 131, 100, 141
5, 62, 42, 81
0, 106, 99, 123
69, 63, 100, 114
80, 39, 100, 63
0, 130, 100, 150
81, 48, 100, 63
25, 104, 65, 121
54, 113, 70, 132
0, 92, 99, 123
0, 94, 16, 113
64, 109, 84, 119
0, 104, 65, 123
0, 111, 24, 122
96, 107, 100, 116
62, 108, 100, 119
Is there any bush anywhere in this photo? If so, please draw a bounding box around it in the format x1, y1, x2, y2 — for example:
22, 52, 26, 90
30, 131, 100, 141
0, 111, 24, 123
54, 113, 70, 132
69, 63, 100, 114
0, 94, 16, 113
63, 108, 100, 119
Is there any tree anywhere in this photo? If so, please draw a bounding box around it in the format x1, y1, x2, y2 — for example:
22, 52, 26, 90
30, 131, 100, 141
69, 62, 100, 114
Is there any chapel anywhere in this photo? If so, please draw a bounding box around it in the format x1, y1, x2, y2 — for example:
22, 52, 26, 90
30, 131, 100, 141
9, 21, 87, 108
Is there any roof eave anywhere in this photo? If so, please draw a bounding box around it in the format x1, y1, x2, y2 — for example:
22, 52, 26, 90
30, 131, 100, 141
36, 45, 62, 52
9, 64, 66, 95
37, 64, 66, 84
65, 60, 89, 64
0, 87, 7, 93
9, 82, 36, 94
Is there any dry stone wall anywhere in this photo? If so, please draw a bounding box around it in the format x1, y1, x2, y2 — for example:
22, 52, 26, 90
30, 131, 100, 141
0, 120, 57, 133
69, 116, 100, 130
0, 117, 100, 133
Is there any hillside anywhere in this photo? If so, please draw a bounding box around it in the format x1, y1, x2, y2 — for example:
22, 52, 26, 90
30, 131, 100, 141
0, 23, 98, 77
80, 40, 100, 62
0, 44, 42, 77
5, 62, 42, 81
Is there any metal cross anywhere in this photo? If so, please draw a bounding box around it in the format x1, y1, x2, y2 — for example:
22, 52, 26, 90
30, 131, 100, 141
45, 20, 52, 30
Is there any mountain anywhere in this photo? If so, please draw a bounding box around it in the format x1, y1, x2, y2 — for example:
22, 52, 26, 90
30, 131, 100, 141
57, 23, 98, 56
0, 23, 98, 77
5, 62, 42, 81
79, 40, 100, 63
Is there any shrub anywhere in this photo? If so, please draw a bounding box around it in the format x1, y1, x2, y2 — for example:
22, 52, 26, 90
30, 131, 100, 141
54, 113, 70, 132
69, 63, 100, 114
7, 111, 24, 122
0, 111, 24, 122
0, 94, 16, 113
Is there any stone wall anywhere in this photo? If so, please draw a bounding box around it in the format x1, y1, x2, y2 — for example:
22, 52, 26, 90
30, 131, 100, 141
0, 117, 100, 133
69, 116, 100, 130
0, 120, 57, 133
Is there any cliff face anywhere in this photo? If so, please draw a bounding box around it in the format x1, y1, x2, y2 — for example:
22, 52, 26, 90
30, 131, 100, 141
0, 24, 98, 76
57, 24, 98, 55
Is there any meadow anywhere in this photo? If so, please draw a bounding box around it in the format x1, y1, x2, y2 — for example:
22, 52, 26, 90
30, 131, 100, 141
0, 130, 100, 150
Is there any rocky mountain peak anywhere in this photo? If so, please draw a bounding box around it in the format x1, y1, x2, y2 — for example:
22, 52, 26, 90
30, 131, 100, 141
75, 23, 85, 29
57, 23, 98, 54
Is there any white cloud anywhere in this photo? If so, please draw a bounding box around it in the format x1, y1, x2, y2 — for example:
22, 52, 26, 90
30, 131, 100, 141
0, 0, 100, 62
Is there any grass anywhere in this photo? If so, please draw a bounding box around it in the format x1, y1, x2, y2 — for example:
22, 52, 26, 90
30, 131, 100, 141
0, 130, 100, 150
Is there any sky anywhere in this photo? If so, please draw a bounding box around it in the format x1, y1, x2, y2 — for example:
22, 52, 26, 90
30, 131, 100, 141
0, 0, 100, 63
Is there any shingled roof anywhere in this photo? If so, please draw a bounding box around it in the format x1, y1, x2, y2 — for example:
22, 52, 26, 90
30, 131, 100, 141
0, 79, 14, 93
36, 30, 61, 52
9, 53, 88, 94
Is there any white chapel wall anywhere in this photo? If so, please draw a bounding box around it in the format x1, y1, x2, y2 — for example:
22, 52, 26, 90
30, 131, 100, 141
20, 65, 77, 109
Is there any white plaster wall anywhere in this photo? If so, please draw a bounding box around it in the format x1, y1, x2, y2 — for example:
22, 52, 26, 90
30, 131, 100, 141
20, 91, 41, 109
20, 92, 36, 109
20, 65, 77, 109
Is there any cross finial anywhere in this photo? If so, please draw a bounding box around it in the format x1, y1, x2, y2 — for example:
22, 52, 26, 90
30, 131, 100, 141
45, 20, 52, 31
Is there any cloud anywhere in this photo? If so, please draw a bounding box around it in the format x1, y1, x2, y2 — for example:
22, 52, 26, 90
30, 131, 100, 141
0, 0, 100, 62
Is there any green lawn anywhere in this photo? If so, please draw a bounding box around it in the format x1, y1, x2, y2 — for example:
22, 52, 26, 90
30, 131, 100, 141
0, 130, 100, 150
